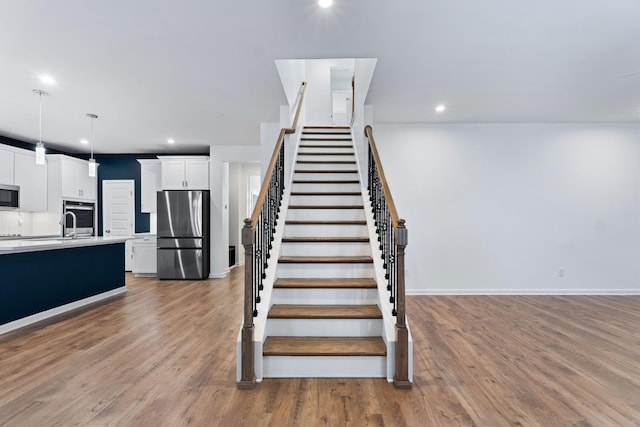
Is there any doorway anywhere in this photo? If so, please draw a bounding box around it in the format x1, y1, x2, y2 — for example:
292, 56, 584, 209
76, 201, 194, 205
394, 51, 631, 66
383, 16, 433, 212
330, 67, 354, 126
102, 180, 135, 236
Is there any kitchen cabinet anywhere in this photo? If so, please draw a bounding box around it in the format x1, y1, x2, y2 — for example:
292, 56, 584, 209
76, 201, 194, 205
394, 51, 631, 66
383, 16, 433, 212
125, 239, 134, 271
47, 155, 97, 211
160, 156, 209, 190
137, 159, 161, 212
0, 147, 14, 185
132, 235, 157, 276
14, 151, 47, 212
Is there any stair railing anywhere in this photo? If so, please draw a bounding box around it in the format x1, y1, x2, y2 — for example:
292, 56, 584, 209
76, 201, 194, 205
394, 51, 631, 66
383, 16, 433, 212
364, 125, 412, 389
238, 81, 307, 389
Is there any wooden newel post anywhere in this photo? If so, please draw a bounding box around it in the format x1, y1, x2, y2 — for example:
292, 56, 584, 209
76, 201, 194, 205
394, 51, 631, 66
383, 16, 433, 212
238, 218, 256, 389
394, 219, 412, 389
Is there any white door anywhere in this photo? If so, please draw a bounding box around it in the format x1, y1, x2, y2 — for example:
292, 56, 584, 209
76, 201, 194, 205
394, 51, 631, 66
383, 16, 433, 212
103, 180, 135, 236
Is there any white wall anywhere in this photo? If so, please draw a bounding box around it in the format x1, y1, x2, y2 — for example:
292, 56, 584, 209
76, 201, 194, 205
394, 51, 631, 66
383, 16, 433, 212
374, 123, 640, 294
228, 163, 241, 261
275, 59, 306, 106
305, 61, 332, 125
0, 211, 59, 236
209, 146, 262, 278
227, 162, 261, 267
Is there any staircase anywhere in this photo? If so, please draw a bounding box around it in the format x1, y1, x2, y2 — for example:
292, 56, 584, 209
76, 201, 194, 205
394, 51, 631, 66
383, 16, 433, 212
262, 126, 387, 378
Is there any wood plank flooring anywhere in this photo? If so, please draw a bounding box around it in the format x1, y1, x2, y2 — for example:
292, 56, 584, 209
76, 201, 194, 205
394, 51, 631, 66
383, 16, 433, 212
1, 268, 640, 426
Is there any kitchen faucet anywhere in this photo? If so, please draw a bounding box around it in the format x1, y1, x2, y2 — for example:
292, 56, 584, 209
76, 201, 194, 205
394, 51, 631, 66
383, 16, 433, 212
59, 211, 77, 239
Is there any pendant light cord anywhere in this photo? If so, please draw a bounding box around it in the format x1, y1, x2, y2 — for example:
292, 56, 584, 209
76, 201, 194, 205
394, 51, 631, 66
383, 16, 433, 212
38, 92, 42, 144
90, 116, 94, 159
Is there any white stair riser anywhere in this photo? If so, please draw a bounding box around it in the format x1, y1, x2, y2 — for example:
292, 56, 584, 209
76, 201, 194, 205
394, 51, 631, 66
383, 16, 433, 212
287, 209, 365, 221
289, 195, 364, 205
277, 263, 373, 279
266, 318, 382, 337
280, 242, 371, 257
293, 172, 359, 181
297, 154, 355, 162
263, 355, 386, 378
292, 183, 361, 192
295, 163, 357, 171
301, 135, 352, 140
272, 287, 378, 304
298, 150, 356, 156
283, 224, 368, 237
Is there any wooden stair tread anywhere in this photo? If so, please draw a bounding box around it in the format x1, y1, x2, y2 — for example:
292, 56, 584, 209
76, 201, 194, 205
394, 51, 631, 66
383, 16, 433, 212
279, 256, 373, 264
288, 205, 364, 209
295, 170, 358, 174
285, 220, 366, 225
268, 304, 382, 319
274, 278, 377, 289
263, 337, 386, 356
282, 236, 369, 243
290, 192, 361, 196
293, 180, 360, 184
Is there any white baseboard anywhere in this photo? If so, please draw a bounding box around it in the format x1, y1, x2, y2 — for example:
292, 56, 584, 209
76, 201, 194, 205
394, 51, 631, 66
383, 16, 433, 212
0, 286, 127, 336
407, 288, 640, 296
210, 271, 228, 279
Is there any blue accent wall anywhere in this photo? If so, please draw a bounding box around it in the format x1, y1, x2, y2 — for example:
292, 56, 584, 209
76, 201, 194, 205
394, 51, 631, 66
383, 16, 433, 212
94, 154, 157, 235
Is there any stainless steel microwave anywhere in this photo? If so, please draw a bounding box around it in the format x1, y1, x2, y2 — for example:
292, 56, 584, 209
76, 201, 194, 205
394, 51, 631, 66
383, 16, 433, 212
0, 184, 19, 210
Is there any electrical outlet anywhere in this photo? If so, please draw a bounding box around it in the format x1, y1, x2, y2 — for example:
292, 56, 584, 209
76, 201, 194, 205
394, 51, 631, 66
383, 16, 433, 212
558, 268, 565, 277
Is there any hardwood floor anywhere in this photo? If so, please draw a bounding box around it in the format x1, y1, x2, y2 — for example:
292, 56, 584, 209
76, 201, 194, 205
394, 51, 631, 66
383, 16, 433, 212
1, 269, 639, 426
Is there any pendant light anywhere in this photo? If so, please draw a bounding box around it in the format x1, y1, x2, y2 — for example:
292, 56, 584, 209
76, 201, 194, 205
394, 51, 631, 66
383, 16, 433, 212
86, 113, 98, 177
33, 89, 49, 165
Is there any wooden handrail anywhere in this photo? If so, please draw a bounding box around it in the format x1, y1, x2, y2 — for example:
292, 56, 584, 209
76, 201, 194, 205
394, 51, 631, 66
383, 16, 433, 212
365, 124, 411, 389
364, 125, 400, 227
249, 82, 307, 226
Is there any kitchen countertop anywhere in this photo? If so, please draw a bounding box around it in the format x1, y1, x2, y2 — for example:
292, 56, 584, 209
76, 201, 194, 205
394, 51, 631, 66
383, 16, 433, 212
0, 236, 129, 255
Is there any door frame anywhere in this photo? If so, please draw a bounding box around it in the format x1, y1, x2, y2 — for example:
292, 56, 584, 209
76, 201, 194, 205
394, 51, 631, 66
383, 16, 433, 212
102, 179, 135, 236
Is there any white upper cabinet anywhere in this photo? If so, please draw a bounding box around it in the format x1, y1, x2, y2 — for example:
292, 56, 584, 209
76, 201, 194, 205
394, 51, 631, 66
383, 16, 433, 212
138, 159, 161, 212
160, 156, 209, 190
0, 143, 47, 212
47, 155, 97, 211
14, 151, 47, 212
0, 147, 14, 185
184, 159, 210, 189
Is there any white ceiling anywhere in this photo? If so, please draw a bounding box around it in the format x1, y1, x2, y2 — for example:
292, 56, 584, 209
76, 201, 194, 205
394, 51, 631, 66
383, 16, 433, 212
1, 0, 639, 154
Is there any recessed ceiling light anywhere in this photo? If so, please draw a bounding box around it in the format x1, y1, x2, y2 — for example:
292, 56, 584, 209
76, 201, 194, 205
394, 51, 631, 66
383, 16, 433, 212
80, 139, 89, 145
38, 74, 57, 86
167, 138, 175, 144
435, 104, 446, 113
319, 0, 333, 8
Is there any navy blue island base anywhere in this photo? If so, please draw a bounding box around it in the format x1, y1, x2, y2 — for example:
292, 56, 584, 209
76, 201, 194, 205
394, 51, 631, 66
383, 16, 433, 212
0, 242, 125, 327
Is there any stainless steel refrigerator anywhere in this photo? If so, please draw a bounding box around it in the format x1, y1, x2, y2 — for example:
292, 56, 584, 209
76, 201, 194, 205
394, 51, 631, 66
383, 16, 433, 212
157, 190, 210, 280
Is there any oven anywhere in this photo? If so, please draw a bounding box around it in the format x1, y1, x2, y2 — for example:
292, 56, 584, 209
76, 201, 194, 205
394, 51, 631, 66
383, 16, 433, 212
0, 184, 20, 210
62, 200, 96, 237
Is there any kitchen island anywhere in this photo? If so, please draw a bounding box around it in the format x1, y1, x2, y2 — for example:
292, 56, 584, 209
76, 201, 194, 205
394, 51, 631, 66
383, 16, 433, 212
0, 237, 128, 335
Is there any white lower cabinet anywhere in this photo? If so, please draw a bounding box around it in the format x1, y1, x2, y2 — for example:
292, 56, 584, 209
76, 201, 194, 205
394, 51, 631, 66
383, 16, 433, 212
132, 235, 157, 276
125, 239, 134, 272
